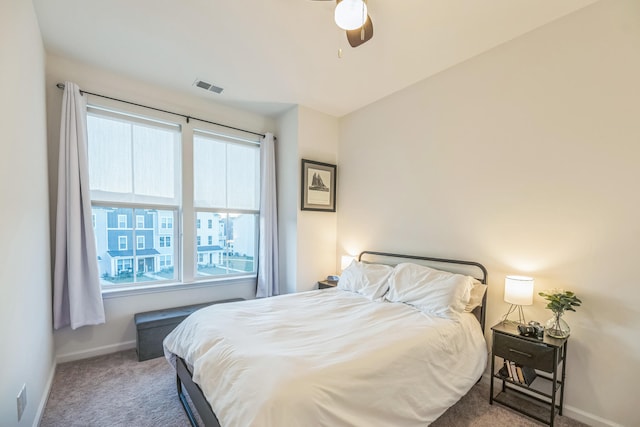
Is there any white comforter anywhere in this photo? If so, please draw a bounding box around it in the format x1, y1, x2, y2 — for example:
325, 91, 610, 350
164, 289, 487, 427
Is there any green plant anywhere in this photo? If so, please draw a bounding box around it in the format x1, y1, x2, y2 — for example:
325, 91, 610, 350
538, 290, 582, 315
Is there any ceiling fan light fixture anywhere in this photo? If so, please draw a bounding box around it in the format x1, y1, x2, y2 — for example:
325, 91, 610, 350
334, 0, 367, 31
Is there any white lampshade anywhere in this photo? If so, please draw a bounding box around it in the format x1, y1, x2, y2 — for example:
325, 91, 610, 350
335, 0, 368, 30
504, 275, 534, 305
341, 255, 355, 271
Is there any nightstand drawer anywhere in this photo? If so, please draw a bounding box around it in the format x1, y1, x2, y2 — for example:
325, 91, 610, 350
493, 332, 555, 372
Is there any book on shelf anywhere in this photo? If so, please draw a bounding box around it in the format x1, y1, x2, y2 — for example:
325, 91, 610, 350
499, 360, 537, 385
509, 361, 518, 383
501, 360, 516, 382
498, 363, 510, 380
521, 365, 537, 385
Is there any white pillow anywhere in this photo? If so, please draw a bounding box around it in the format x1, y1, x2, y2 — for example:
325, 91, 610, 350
337, 260, 393, 300
385, 263, 474, 319
464, 279, 487, 313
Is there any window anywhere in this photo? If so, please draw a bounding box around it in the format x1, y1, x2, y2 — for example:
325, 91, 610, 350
159, 236, 171, 248
87, 105, 260, 290
88, 107, 180, 288
159, 255, 172, 269
117, 258, 133, 274
194, 131, 259, 277
161, 217, 173, 229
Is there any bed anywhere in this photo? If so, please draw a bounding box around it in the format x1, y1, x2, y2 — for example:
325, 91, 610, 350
164, 251, 489, 427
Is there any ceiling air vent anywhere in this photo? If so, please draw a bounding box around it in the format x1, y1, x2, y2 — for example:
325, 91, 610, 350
193, 79, 224, 94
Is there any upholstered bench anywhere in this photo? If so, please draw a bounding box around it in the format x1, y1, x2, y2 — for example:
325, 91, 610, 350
134, 298, 243, 361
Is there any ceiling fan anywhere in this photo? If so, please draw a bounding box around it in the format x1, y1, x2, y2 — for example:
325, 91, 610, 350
312, 0, 374, 48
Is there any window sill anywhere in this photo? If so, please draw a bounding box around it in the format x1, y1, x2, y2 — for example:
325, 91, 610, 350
101, 275, 256, 299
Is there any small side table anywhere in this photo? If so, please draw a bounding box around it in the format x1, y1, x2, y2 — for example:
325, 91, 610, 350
489, 322, 569, 426
317, 280, 338, 289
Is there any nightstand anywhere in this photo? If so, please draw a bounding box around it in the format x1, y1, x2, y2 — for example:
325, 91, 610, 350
317, 280, 338, 289
489, 322, 568, 426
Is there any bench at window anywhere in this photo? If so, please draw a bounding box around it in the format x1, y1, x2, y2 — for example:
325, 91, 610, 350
134, 298, 244, 361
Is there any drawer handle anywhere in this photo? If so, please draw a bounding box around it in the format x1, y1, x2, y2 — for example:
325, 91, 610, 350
509, 349, 532, 358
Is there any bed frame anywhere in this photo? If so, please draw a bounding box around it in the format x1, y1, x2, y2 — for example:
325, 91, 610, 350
175, 251, 488, 427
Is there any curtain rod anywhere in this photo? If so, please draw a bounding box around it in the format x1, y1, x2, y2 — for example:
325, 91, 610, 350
55, 83, 266, 138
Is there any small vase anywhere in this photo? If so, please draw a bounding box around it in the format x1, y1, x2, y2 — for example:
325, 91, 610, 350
545, 312, 570, 338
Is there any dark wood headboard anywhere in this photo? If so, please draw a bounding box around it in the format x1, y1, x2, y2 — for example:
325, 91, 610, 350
357, 251, 489, 332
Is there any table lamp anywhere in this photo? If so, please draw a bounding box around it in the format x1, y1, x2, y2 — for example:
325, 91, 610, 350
502, 275, 534, 325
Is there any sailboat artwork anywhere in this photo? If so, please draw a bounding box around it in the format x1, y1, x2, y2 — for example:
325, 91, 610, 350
309, 172, 330, 192
307, 169, 331, 205
301, 159, 336, 212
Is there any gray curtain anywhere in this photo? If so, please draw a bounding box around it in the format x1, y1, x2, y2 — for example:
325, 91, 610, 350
256, 133, 279, 297
53, 81, 105, 329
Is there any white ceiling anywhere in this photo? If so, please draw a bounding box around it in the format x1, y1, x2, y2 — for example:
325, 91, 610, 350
33, 0, 598, 118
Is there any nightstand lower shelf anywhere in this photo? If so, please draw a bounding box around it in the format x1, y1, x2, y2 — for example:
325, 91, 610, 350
492, 387, 561, 425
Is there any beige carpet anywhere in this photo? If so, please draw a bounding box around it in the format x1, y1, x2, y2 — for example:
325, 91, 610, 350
41, 349, 587, 426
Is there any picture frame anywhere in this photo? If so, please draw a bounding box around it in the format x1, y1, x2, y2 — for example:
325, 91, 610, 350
301, 159, 337, 212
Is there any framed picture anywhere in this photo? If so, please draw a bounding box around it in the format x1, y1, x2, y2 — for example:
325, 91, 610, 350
301, 159, 337, 212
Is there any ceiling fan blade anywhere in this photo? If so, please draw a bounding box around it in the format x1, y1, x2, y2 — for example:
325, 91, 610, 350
346, 14, 373, 48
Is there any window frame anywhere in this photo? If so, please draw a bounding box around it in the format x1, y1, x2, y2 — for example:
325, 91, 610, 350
85, 102, 261, 293
192, 128, 260, 281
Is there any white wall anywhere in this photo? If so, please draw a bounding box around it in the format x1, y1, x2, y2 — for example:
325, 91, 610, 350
297, 106, 339, 290
45, 54, 277, 361
276, 106, 340, 293
337, 1, 639, 426
0, 1, 54, 426
275, 107, 300, 294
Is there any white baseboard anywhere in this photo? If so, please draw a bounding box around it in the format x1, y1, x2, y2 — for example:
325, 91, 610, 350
33, 360, 56, 427
55, 340, 136, 364
561, 405, 624, 427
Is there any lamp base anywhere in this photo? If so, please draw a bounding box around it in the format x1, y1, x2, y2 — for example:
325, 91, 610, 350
501, 304, 527, 325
